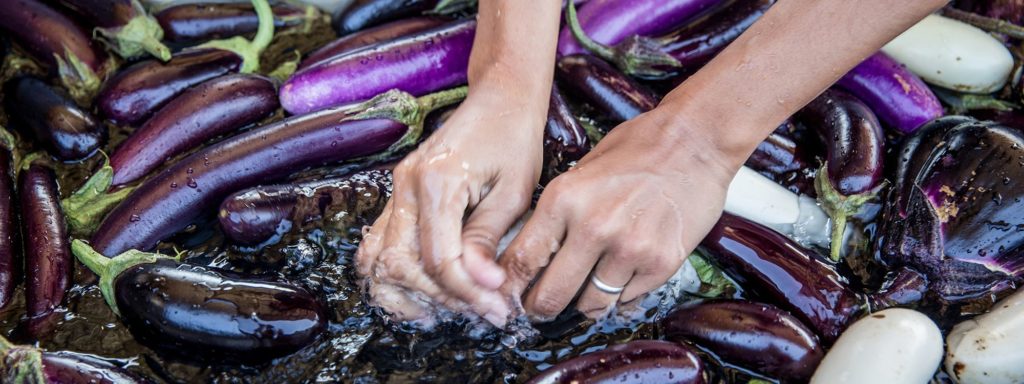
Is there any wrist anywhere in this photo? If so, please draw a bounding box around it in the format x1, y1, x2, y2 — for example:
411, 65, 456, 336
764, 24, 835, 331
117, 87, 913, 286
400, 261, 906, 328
652, 91, 769, 172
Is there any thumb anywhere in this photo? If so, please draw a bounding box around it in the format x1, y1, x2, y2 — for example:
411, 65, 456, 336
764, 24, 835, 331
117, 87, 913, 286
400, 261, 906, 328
461, 187, 530, 290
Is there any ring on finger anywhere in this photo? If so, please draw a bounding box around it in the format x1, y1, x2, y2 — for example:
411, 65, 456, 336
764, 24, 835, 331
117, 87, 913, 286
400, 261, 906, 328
590, 274, 625, 294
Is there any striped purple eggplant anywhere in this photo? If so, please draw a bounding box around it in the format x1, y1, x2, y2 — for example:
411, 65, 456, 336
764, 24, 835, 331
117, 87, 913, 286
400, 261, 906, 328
555, 54, 658, 123
19, 158, 71, 324
836, 52, 943, 134
5, 76, 105, 161
0, 336, 148, 383
301, 16, 448, 70
55, 0, 171, 60
333, 0, 438, 35
155, 2, 314, 45
527, 340, 706, 384
281, 19, 475, 115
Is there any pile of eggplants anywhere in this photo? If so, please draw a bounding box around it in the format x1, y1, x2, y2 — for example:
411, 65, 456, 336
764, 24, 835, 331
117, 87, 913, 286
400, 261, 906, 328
0, 0, 1023, 381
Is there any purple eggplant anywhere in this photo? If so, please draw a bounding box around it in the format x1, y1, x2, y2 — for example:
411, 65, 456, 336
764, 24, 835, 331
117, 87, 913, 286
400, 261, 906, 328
71, 240, 325, 361
333, 0, 438, 35
745, 121, 816, 197
5, 76, 105, 161
836, 52, 943, 134
0, 133, 15, 310
0, 336, 148, 383
663, 299, 824, 381
555, 54, 659, 124
219, 169, 392, 245
527, 340, 706, 384
89, 87, 466, 256
796, 88, 885, 261
108, 74, 278, 186
55, 0, 171, 60
281, 19, 475, 115
954, 0, 1024, 25
880, 117, 1024, 304
0, 0, 110, 100
155, 2, 313, 46
19, 158, 71, 322
301, 16, 448, 70
545, 83, 591, 175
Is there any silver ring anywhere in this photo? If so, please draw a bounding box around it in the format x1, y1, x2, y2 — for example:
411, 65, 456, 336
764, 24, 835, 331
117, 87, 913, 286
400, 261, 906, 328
591, 275, 624, 294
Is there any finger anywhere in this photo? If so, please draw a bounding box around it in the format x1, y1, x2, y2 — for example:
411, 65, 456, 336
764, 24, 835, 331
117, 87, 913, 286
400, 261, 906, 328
619, 257, 685, 304
367, 280, 432, 322
355, 199, 394, 278
498, 201, 566, 299
461, 186, 530, 289
574, 253, 636, 318
522, 233, 603, 321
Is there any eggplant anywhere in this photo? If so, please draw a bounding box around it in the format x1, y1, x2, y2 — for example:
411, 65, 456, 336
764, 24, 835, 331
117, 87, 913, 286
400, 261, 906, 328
333, 0, 438, 35
0, 336, 148, 383
281, 19, 475, 115
544, 83, 590, 176
835, 52, 943, 135
90, 87, 466, 256
663, 299, 824, 381
796, 89, 885, 261
0, 133, 15, 310
56, 0, 171, 60
20, 158, 71, 321
0, 0, 110, 100
109, 74, 278, 186
555, 54, 658, 124
946, 288, 1024, 383
744, 122, 816, 197
218, 169, 392, 245
955, 0, 1024, 25
527, 340, 706, 384
155, 2, 315, 45
71, 240, 325, 361
879, 117, 1024, 304
5, 76, 106, 161
301, 16, 448, 70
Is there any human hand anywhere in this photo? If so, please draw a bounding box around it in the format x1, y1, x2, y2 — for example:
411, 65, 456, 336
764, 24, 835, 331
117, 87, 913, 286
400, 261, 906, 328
355, 88, 545, 327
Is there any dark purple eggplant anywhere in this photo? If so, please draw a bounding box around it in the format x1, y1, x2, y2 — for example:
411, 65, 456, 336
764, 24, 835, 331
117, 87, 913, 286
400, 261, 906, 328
19, 158, 70, 321
744, 121, 816, 197
219, 169, 392, 245
0, 133, 15, 310
545, 83, 591, 175
796, 88, 885, 261
954, 0, 1024, 25
55, 0, 171, 60
281, 19, 475, 115
109, 74, 278, 186
71, 240, 325, 361
663, 299, 824, 381
90, 87, 466, 256
0, 336, 148, 383
0, 0, 110, 100
527, 340, 705, 384
301, 16, 448, 70
333, 0, 438, 35
555, 54, 659, 124
835, 52, 943, 134
155, 2, 313, 45
5, 76, 105, 161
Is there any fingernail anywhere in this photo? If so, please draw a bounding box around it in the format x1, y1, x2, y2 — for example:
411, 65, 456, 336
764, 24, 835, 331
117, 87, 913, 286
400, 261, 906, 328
484, 311, 506, 327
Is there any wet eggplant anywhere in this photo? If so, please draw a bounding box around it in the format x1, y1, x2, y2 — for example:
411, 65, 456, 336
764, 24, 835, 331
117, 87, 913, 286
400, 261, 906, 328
5, 76, 105, 161
544, 83, 590, 176
301, 16, 448, 70
155, 2, 313, 45
527, 340, 706, 384
20, 158, 71, 322
0, 336, 148, 383
744, 121, 816, 197
56, 0, 171, 60
0, 132, 15, 310
334, 0, 438, 35
555, 54, 659, 124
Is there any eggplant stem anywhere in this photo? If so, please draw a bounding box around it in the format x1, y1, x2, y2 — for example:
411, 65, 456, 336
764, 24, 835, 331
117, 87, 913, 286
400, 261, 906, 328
565, 0, 680, 78
95, 1, 171, 61
0, 344, 45, 384
267, 51, 302, 82
62, 153, 138, 237
349, 86, 468, 162
565, 0, 616, 60
941, 6, 1024, 40
193, 0, 275, 73
71, 240, 177, 316
813, 163, 884, 262
54, 47, 104, 102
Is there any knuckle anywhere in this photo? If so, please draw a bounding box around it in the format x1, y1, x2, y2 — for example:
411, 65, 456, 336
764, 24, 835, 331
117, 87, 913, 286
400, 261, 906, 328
504, 254, 540, 282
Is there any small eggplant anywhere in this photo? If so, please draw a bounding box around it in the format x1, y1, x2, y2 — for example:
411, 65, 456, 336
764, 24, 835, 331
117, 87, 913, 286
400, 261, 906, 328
301, 17, 448, 70
555, 54, 659, 124
56, 0, 171, 60
5, 76, 105, 161
835, 52, 943, 134
796, 88, 885, 261
0, 336, 148, 383
663, 299, 824, 381
155, 2, 315, 45
557, 0, 726, 57
544, 83, 590, 176
333, 0, 438, 35
71, 240, 326, 361
527, 340, 706, 384
20, 157, 71, 321
744, 122, 816, 197
945, 288, 1024, 383
0, 132, 15, 310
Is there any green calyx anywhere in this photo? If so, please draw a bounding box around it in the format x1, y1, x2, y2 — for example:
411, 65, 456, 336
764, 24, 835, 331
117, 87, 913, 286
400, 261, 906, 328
565, 0, 680, 78
267, 51, 301, 82
814, 163, 884, 262
61, 153, 137, 237
54, 47, 104, 102
193, 0, 275, 73
95, 1, 172, 61
431, 0, 478, 14
687, 252, 736, 298
0, 127, 21, 178
350, 86, 468, 158
70, 240, 181, 316
17, 152, 50, 173
0, 342, 45, 384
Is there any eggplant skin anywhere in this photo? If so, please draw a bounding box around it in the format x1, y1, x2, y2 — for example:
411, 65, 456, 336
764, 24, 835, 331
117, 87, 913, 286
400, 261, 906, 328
5, 76, 105, 161
555, 54, 658, 124
302, 17, 448, 70
113, 260, 326, 360
798, 88, 884, 195
663, 299, 824, 381
0, 149, 15, 310
43, 351, 149, 384
20, 163, 71, 319
334, 0, 438, 35
527, 340, 706, 384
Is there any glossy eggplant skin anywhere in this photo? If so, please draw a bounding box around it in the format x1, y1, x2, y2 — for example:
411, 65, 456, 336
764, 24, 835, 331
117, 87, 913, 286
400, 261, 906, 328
557, 0, 726, 56
663, 299, 825, 381
699, 213, 864, 344
796, 88, 885, 195
43, 351, 148, 383
113, 259, 325, 360
659, 0, 774, 69
20, 162, 71, 319
301, 17, 448, 70
527, 340, 706, 384
5, 76, 105, 161
97, 49, 243, 126
108, 74, 279, 186
155, 2, 306, 45
745, 122, 816, 196
55, 0, 137, 28
334, 0, 438, 35
545, 83, 591, 174
0, 149, 15, 309
836, 52, 942, 134
556, 54, 658, 123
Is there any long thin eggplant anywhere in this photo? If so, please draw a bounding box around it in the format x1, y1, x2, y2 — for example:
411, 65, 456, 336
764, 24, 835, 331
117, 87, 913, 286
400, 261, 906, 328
835, 52, 943, 134
0, 0, 110, 100
527, 340, 706, 384
663, 299, 824, 381
90, 87, 466, 256
20, 158, 71, 321
0, 131, 15, 310
0, 336, 148, 383
333, 0, 438, 35
56, 0, 171, 60
5, 76, 105, 161
545, 83, 590, 175
109, 74, 278, 186
555, 54, 659, 124
71, 240, 325, 361
301, 16, 448, 70
155, 2, 315, 45
281, 19, 475, 115
796, 88, 885, 261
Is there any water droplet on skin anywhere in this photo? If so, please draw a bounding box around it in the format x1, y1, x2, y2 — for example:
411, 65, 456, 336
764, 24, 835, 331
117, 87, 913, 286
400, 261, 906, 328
129, 214, 141, 222
188, 178, 198, 188
170, 182, 178, 188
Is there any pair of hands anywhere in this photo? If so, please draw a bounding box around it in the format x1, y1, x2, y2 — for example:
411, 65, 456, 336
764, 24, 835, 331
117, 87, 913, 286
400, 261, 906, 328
355, 88, 734, 327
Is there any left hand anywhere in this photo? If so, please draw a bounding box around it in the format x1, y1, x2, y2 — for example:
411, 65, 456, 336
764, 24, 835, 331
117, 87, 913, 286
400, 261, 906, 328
498, 110, 737, 320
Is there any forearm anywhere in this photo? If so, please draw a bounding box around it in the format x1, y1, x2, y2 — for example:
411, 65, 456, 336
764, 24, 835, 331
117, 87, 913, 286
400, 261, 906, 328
657, 0, 947, 169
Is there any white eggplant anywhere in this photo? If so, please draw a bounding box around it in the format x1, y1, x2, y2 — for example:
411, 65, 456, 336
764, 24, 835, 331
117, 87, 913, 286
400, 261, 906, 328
945, 289, 1024, 384
725, 166, 831, 248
